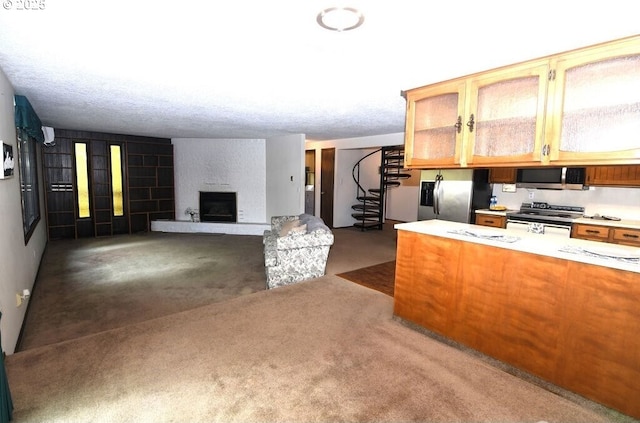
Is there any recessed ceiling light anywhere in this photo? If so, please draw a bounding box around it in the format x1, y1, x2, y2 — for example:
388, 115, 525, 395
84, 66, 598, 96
316, 7, 364, 32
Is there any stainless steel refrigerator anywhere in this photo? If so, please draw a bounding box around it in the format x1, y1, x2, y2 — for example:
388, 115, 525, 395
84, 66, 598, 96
418, 169, 492, 224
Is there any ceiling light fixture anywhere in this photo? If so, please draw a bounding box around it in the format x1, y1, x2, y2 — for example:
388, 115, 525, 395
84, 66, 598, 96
316, 7, 364, 32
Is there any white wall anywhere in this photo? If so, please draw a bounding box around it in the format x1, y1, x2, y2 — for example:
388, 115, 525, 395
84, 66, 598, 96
386, 185, 419, 222
172, 138, 267, 223
0, 67, 47, 354
333, 149, 375, 227
265, 134, 305, 217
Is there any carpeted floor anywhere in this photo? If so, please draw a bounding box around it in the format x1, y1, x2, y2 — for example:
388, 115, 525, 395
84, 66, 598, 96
17, 223, 400, 351
337, 260, 395, 297
5, 276, 626, 423
7, 224, 636, 422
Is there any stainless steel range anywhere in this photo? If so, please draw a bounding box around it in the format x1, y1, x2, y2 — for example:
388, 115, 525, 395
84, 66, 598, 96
506, 202, 584, 237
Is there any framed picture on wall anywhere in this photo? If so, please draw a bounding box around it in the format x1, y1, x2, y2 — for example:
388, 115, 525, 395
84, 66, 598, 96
2, 142, 15, 179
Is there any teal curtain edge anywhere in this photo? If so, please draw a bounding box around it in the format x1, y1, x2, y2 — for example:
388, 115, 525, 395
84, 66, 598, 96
0, 312, 13, 423
14, 95, 44, 143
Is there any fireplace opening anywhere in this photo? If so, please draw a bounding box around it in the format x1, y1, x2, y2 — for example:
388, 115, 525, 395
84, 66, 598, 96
199, 192, 237, 223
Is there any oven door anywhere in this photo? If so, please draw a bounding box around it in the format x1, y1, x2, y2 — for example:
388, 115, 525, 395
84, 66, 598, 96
505, 220, 572, 238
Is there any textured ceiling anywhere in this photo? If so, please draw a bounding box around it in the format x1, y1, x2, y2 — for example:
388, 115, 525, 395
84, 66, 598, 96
0, 0, 638, 141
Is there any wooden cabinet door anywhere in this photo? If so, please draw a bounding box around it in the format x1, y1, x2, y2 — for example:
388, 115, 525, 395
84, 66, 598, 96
488, 168, 516, 183
586, 165, 640, 186
546, 36, 640, 164
466, 62, 549, 166
404, 79, 466, 168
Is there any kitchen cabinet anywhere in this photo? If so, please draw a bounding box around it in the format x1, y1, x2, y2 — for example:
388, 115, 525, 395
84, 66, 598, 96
403, 35, 640, 168
546, 37, 640, 164
466, 63, 549, 166
488, 168, 516, 183
404, 61, 548, 168
475, 214, 506, 228
394, 225, 640, 419
585, 165, 640, 186
403, 79, 467, 167
571, 223, 640, 247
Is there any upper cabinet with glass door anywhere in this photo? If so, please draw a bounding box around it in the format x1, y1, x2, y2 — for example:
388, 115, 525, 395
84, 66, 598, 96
545, 36, 640, 164
404, 62, 549, 168
465, 61, 549, 166
404, 79, 467, 168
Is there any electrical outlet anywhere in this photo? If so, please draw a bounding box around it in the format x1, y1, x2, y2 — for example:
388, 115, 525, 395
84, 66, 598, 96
16, 293, 22, 307
528, 191, 535, 200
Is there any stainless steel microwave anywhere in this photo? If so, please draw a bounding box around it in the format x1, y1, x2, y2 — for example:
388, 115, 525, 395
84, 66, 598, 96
516, 167, 587, 190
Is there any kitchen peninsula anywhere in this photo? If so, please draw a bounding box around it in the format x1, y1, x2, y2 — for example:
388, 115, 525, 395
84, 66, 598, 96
393, 220, 640, 419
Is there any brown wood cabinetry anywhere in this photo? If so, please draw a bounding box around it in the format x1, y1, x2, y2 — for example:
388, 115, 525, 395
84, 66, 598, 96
43, 129, 174, 239
586, 165, 640, 186
394, 229, 640, 419
572, 223, 640, 247
403, 35, 640, 168
488, 168, 516, 183
127, 141, 175, 233
475, 214, 506, 228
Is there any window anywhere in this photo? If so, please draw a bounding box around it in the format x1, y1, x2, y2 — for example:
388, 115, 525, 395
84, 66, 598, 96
16, 129, 41, 243
110, 145, 124, 216
74, 142, 90, 218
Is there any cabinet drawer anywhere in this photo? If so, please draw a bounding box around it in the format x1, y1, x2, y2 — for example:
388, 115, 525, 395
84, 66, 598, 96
476, 215, 506, 228
572, 224, 610, 241
611, 227, 640, 246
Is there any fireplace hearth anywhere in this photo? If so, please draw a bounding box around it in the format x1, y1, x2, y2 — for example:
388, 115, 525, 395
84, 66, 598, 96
199, 192, 237, 223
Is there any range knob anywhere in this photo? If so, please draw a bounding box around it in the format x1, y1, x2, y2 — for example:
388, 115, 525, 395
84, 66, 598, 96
532, 202, 548, 209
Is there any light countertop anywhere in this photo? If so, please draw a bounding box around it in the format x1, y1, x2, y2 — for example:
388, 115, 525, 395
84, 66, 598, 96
394, 220, 640, 274
475, 208, 516, 216
476, 209, 640, 230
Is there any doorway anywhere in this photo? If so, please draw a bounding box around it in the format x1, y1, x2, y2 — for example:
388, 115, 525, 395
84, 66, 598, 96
320, 148, 335, 228
305, 150, 315, 215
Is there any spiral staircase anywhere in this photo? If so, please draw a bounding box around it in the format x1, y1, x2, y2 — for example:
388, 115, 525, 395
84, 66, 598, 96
351, 145, 411, 231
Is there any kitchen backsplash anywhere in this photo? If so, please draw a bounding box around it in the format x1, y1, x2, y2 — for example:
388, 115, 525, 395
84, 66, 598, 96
492, 185, 640, 221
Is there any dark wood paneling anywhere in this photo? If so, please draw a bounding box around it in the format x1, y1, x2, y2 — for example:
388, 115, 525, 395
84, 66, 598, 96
43, 129, 174, 239
127, 139, 174, 232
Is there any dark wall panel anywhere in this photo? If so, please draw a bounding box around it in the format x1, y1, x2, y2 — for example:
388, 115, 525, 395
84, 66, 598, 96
43, 129, 174, 239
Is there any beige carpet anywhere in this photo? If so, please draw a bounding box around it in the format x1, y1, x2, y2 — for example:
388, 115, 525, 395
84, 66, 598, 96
17, 232, 269, 350
6, 276, 626, 423
18, 224, 399, 351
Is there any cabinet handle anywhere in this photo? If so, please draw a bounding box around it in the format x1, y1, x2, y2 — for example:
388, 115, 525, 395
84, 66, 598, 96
455, 116, 462, 133
585, 229, 601, 234
466, 114, 475, 133
623, 233, 639, 239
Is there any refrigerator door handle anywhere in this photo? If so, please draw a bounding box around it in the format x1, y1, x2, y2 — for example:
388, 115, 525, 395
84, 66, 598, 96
434, 174, 443, 215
